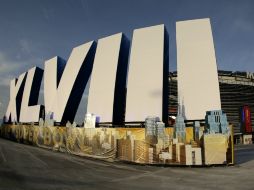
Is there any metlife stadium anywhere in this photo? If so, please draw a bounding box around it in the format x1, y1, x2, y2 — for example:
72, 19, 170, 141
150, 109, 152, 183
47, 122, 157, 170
169, 71, 254, 134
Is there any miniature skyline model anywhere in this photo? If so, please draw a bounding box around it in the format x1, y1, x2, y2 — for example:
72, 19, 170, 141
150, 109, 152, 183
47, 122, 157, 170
174, 104, 186, 143
203, 109, 229, 165
145, 116, 160, 137
145, 116, 161, 145
84, 113, 96, 128
194, 121, 203, 142
205, 110, 229, 134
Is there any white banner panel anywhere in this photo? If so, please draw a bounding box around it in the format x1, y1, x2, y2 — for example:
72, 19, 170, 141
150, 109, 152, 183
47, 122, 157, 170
176, 18, 221, 120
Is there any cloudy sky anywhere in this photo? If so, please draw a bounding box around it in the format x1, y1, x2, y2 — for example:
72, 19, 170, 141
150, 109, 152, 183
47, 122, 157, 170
0, 0, 254, 123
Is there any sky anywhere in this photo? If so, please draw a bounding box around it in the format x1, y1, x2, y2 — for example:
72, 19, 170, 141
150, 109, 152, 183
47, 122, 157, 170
0, 0, 254, 123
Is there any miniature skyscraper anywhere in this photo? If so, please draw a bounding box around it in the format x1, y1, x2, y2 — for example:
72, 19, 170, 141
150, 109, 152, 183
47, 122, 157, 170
145, 116, 166, 145
205, 110, 229, 134
174, 103, 186, 143
194, 121, 203, 142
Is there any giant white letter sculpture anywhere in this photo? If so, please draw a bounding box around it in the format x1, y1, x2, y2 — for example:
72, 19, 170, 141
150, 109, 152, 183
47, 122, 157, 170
176, 18, 221, 120
125, 24, 169, 123
19, 67, 43, 123
44, 41, 96, 124
87, 33, 129, 124
4, 72, 27, 123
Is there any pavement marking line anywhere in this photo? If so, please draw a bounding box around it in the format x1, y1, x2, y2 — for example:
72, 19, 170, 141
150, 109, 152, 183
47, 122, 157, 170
110, 172, 151, 182
65, 156, 94, 167
110, 164, 151, 173
0, 147, 7, 162
65, 156, 110, 167
110, 168, 167, 182
79, 159, 110, 167
21, 147, 48, 167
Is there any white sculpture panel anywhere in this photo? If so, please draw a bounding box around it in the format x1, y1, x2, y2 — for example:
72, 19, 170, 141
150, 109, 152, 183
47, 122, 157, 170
125, 25, 168, 122
87, 33, 129, 123
4, 72, 27, 122
176, 18, 221, 120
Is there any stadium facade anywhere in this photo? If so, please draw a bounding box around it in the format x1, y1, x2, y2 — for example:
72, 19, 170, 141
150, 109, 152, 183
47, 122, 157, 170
169, 70, 254, 133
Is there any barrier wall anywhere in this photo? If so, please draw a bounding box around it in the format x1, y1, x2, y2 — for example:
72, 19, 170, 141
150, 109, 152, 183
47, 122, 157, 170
0, 124, 234, 166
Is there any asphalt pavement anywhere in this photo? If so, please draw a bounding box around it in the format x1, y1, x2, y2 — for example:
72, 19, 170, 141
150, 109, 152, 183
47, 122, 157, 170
0, 138, 254, 190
